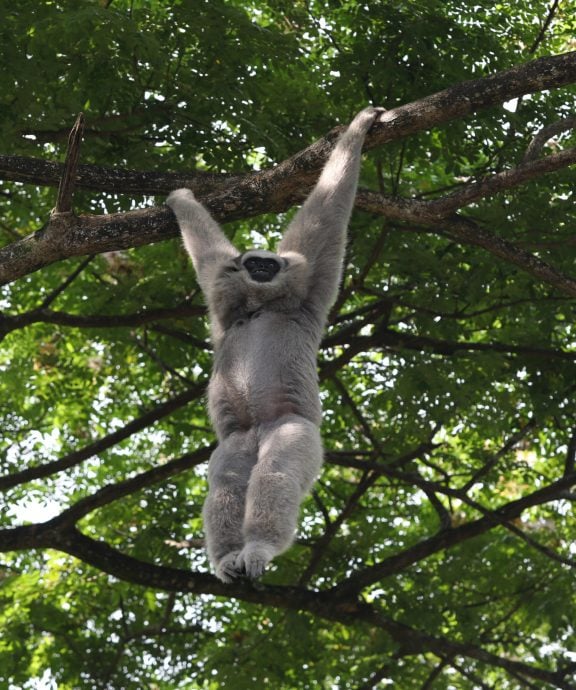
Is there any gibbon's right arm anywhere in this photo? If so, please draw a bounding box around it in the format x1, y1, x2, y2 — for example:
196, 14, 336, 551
166, 189, 238, 296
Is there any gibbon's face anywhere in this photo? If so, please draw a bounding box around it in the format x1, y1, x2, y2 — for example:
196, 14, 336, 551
240, 251, 284, 283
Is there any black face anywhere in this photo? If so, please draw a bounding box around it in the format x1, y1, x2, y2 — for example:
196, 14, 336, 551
243, 256, 281, 283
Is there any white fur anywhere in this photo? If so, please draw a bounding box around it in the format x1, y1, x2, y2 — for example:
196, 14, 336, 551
166, 107, 381, 581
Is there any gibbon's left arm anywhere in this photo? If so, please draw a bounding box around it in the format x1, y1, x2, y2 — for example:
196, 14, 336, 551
278, 107, 382, 316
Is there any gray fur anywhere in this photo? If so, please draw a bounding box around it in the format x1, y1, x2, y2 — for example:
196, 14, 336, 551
166, 107, 381, 582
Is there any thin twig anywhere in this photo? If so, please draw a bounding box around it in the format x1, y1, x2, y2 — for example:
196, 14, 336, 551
523, 117, 576, 162
54, 113, 85, 214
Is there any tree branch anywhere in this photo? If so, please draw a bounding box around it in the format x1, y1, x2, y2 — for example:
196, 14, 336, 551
0, 155, 238, 194
523, 118, 576, 162
325, 326, 576, 361
0, 301, 206, 342
1, 52, 576, 287
1, 52, 575, 193
0, 384, 206, 491
53, 446, 213, 526
0, 522, 569, 688
54, 113, 85, 214
333, 472, 576, 595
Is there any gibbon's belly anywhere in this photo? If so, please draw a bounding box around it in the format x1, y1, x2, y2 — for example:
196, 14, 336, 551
209, 312, 322, 433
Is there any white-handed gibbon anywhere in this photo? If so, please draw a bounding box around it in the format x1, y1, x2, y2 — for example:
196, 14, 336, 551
166, 107, 381, 582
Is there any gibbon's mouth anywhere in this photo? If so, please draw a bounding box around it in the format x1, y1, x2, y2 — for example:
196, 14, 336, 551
251, 270, 274, 282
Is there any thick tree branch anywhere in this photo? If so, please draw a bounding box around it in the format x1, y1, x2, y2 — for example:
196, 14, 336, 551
0, 155, 237, 194
0, 521, 569, 688
1, 52, 575, 193
0, 206, 178, 286
1, 52, 576, 288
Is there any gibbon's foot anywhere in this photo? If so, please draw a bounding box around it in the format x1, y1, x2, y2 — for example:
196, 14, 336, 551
215, 551, 242, 583
235, 542, 276, 580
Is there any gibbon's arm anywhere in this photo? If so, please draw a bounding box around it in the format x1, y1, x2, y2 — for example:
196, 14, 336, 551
278, 107, 381, 313
166, 189, 238, 295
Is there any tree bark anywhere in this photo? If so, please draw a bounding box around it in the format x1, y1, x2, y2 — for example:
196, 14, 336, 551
0, 51, 575, 290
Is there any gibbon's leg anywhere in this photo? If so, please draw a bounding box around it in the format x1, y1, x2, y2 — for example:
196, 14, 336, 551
236, 415, 323, 579
203, 429, 257, 583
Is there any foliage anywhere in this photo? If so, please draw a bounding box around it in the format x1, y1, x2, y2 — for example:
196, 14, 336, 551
1, 1, 576, 688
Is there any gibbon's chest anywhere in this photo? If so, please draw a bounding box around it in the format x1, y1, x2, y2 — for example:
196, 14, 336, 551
209, 308, 322, 427
213, 309, 320, 381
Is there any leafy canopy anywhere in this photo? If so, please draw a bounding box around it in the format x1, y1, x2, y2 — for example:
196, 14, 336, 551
1, 1, 576, 689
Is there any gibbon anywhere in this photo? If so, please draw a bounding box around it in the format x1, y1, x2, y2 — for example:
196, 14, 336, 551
166, 107, 381, 581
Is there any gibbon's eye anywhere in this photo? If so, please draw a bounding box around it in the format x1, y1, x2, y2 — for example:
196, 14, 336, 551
243, 256, 281, 283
